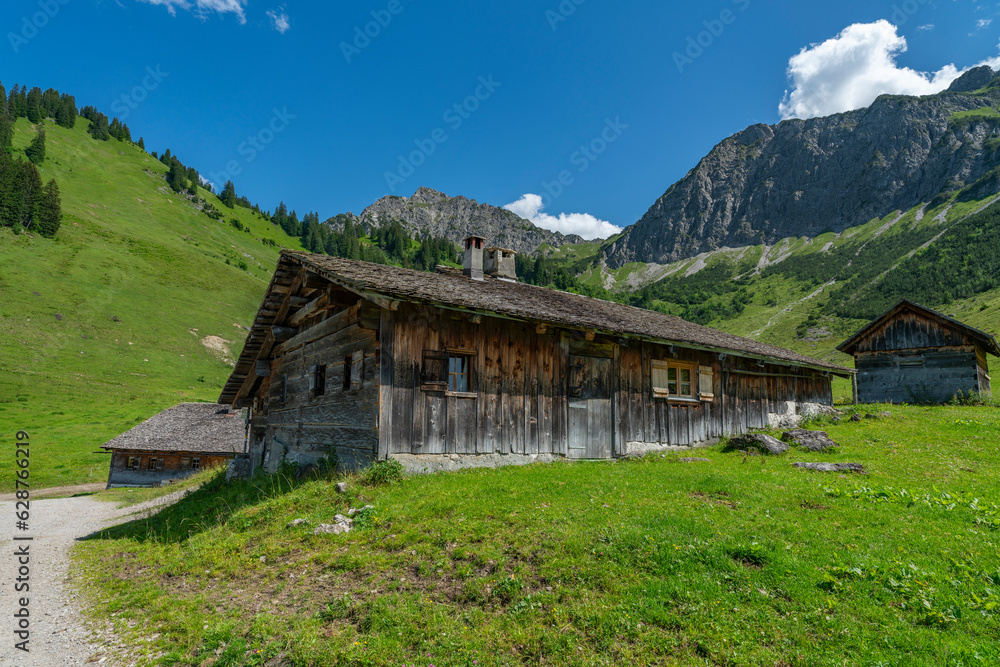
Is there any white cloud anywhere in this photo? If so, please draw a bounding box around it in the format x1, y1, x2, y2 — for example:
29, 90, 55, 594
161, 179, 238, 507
779, 20, 965, 120
267, 6, 290, 33
916, 24, 934, 31
137, 0, 247, 24
504, 194, 621, 240
977, 18, 993, 29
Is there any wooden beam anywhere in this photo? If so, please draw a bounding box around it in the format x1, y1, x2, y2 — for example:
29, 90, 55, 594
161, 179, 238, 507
274, 303, 362, 356
271, 326, 297, 341
288, 292, 330, 328
536, 323, 548, 335
255, 360, 272, 377
363, 292, 400, 312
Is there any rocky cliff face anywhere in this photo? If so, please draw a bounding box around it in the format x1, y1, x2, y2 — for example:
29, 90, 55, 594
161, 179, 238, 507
604, 67, 1000, 266
347, 187, 585, 254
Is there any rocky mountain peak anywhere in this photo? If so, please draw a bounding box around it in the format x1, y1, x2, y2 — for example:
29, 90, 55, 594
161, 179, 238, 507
947, 66, 997, 93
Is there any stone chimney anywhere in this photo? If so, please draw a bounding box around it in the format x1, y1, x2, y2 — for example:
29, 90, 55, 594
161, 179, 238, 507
463, 236, 485, 281
485, 247, 517, 281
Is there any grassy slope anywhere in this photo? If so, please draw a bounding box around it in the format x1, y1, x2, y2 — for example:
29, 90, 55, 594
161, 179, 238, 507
0, 117, 303, 490
76, 405, 1000, 666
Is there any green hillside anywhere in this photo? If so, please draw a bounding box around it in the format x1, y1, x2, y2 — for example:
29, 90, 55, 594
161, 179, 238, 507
0, 116, 304, 490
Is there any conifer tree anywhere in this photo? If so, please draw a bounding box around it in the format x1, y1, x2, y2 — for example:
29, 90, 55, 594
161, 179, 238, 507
187, 167, 199, 195
137, 137, 146, 151
220, 180, 237, 208
56, 94, 77, 129
35, 179, 61, 237
88, 113, 110, 141
25, 87, 42, 123
0, 83, 12, 152
166, 158, 187, 193
15, 160, 43, 230
25, 127, 45, 165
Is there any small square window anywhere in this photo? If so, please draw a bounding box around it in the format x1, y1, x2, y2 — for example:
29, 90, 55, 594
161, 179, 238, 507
191, 458, 201, 470
652, 360, 699, 400
148, 457, 163, 471
180, 457, 192, 469
127, 456, 141, 470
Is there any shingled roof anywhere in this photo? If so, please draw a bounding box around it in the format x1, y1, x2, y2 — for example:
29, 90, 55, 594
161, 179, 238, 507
220, 251, 850, 404
838, 298, 1000, 357
101, 403, 245, 455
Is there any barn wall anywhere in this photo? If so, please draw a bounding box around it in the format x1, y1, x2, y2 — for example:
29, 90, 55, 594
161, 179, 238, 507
382, 302, 835, 459
856, 349, 982, 404
977, 344, 992, 395
106, 451, 233, 488
258, 305, 379, 473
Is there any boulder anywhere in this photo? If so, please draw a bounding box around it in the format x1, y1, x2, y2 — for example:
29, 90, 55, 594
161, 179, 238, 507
781, 429, 839, 452
335, 482, 348, 494
314, 523, 350, 535
793, 462, 866, 474
285, 518, 310, 528
850, 414, 862, 422
728, 433, 789, 455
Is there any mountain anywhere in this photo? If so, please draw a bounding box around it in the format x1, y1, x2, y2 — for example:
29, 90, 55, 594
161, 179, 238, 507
345, 186, 586, 254
604, 66, 1000, 266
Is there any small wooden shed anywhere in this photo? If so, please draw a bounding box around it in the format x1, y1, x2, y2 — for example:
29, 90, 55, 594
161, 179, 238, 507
837, 299, 998, 404
102, 403, 245, 488
220, 243, 851, 474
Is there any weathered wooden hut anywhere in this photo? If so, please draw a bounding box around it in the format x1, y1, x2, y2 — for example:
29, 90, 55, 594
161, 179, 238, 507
837, 299, 998, 404
220, 243, 851, 474
102, 403, 245, 487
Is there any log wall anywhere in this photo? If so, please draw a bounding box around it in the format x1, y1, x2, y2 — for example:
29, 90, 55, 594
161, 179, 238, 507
106, 451, 233, 488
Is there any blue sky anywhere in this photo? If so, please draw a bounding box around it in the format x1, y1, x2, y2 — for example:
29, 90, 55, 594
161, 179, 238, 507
3, 0, 1000, 238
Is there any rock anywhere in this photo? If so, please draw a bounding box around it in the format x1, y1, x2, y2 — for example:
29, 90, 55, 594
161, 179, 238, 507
314, 522, 351, 535
728, 433, 788, 455
677, 457, 711, 463
335, 482, 348, 494
286, 518, 310, 528
347, 505, 375, 518
850, 414, 862, 422
864, 413, 879, 420
781, 429, 839, 452
333, 514, 353, 525
793, 462, 866, 474
225, 455, 251, 482
831, 416, 841, 424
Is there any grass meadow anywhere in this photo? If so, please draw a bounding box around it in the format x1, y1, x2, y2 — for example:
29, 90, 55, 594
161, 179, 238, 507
74, 404, 1000, 666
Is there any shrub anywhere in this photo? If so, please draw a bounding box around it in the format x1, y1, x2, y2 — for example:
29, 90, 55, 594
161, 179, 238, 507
358, 458, 404, 486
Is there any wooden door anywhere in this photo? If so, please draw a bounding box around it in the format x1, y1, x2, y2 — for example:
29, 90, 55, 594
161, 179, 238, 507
567, 354, 612, 459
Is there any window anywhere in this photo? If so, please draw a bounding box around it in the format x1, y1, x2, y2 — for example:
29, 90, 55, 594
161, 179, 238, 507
127, 456, 141, 469
449, 355, 471, 392
422, 349, 476, 394
652, 360, 712, 401
343, 350, 363, 391
147, 457, 164, 471
180, 457, 191, 469
310, 364, 327, 397
191, 458, 201, 470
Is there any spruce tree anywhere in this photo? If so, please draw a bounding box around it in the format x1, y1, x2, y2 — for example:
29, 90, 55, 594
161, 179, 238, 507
88, 113, 110, 141
35, 179, 61, 237
137, 137, 145, 151
56, 94, 77, 129
16, 160, 43, 230
25, 127, 45, 165
187, 167, 199, 195
25, 87, 42, 123
166, 159, 187, 193
220, 180, 237, 208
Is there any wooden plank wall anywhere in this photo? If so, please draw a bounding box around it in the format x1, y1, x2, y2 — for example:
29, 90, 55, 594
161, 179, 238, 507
261, 306, 379, 472
856, 349, 981, 403
852, 310, 973, 353
384, 302, 834, 457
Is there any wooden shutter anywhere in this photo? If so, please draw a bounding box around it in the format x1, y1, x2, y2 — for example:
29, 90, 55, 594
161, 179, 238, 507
422, 350, 448, 388
651, 360, 670, 398
698, 365, 714, 401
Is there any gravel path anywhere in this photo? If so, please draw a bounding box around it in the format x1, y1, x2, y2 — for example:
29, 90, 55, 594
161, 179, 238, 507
1, 488, 190, 666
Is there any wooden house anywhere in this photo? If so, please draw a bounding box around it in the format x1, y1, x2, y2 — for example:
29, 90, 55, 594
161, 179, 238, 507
220, 242, 851, 474
837, 299, 998, 404
102, 403, 245, 487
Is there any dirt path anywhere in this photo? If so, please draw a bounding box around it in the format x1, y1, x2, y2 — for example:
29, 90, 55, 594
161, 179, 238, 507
0, 489, 189, 666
